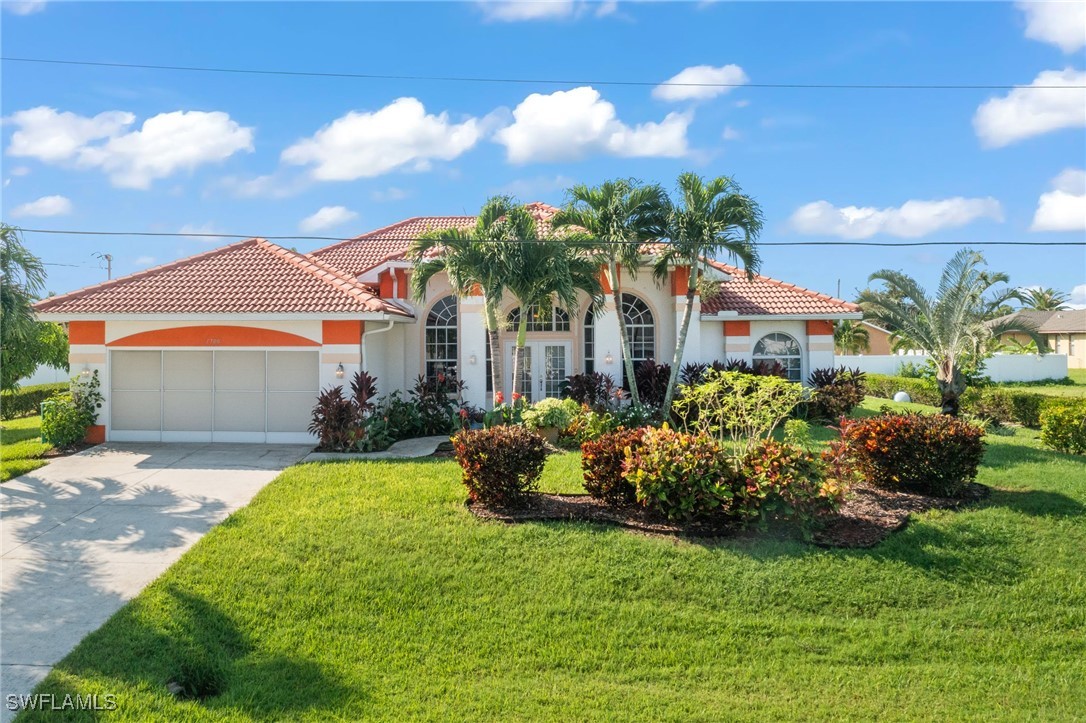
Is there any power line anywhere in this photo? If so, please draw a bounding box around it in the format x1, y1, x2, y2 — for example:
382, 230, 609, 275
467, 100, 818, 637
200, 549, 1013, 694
3, 56, 1083, 91
15, 227, 1086, 248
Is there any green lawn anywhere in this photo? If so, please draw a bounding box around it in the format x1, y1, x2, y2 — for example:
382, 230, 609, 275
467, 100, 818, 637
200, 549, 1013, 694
1, 415, 51, 482
21, 404, 1086, 721
997, 367, 1086, 398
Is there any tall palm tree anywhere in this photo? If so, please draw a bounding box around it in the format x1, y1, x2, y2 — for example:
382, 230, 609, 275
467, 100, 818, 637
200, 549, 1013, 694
1017, 286, 1070, 311
653, 173, 764, 413
858, 249, 1043, 415
407, 197, 521, 403
551, 179, 669, 405
498, 226, 605, 399
834, 319, 871, 355
1, 224, 46, 346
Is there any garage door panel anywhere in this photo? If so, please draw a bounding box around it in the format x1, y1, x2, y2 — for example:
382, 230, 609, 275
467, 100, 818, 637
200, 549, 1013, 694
214, 391, 265, 432
163, 352, 212, 390
112, 391, 161, 430
112, 351, 162, 391
267, 351, 319, 391
163, 391, 213, 432
215, 351, 265, 391
267, 392, 315, 432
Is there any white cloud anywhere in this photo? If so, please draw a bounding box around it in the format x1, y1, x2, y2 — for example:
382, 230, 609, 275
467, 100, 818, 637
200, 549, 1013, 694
1031, 168, 1086, 231
299, 206, 360, 233
2, 0, 47, 15
134, 255, 156, 267
495, 174, 575, 198
495, 86, 690, 163
179, 223, 230, 244
973, 68, 1086, 148
10, 194, 72, 218
1017, 1, 1086, 53
722, 126, 742, 141
282, 98, 483, 181
476, 0, 613, 21
8, 166, 30, 176
216, 172, 309, 199
789, 197, 1004, 239
370, 187, 411, 202
734, 99, 751, 108
5, 106, 254, 188
1070, 283, 1086, 308
652, 64, 749, 102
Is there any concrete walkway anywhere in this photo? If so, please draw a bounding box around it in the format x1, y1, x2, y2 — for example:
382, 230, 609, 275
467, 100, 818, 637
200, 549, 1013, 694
0, 443, 308, 718
302, 435, 449, 463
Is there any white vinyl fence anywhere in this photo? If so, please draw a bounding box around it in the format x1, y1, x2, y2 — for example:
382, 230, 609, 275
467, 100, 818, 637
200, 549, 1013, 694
836, 353, 1068, 383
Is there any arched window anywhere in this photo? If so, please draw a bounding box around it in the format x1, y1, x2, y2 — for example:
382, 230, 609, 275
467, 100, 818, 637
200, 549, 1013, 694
507, 304, 570, 332
753, 332, 802, 382
621, 294, 655, 366
583, 309, 595, 374
425, 296, 458, 381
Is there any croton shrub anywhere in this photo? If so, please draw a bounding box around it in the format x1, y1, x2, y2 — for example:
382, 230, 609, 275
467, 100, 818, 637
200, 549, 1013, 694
623, 426, 736, 521
739, 439, 847, 528
1039, 399, 1086, 455
832, 412, 986, 497
452, 425, 547, 508
580, 427, 644, 504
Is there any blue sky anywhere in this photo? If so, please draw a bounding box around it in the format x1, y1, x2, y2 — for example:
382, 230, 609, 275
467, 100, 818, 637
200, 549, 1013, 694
2, 1, 1084, 305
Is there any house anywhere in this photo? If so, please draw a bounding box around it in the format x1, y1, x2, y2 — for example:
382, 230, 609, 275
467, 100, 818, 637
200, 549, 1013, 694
995, 309, 1086, 368
33, 202, 861, 444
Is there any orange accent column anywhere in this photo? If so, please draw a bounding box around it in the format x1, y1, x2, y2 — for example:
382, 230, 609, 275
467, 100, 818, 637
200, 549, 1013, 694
671, 266, 691, 295
394, 268, 409, 299
322, 320, 363, 344
69, 321, 105, 344
806, 320, 835, 336
723, 320, 750, 337
378, 270, 394, 298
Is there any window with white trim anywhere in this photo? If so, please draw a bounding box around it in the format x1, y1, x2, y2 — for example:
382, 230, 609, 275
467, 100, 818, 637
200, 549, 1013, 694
425, 296, 458, 381
753, 332, 802, 382
507, 304, 570, 332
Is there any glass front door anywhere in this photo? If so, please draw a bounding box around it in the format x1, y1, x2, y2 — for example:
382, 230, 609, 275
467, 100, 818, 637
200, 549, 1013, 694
505, 341, 571, 402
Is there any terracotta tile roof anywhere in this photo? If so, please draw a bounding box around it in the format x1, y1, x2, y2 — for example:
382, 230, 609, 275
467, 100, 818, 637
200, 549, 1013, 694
701, 259, 860, 316
33, 238, 410, 316
310, 202, 564, 276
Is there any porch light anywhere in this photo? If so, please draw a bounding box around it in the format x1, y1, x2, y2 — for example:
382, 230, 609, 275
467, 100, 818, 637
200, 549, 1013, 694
335, 363, 345, 379
469, 354, 478, 365
80, 365, 92, 378
604, 351, 614, 365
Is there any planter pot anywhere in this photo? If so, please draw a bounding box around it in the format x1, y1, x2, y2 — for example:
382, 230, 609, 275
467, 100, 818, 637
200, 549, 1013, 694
538, 426, 560, 445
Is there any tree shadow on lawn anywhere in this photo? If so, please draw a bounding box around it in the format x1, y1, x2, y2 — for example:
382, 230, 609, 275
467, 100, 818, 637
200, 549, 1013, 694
30, 584, 362, 721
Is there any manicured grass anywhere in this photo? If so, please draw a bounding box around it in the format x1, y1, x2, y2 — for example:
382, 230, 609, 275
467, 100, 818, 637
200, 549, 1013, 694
0, 415, 51, 482
22, 413, 1086, 721
997, 368, 1086, 398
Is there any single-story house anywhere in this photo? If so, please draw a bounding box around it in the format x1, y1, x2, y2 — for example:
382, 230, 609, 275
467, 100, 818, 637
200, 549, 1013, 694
995, 309, 1086, 368
34, 202, 861, 444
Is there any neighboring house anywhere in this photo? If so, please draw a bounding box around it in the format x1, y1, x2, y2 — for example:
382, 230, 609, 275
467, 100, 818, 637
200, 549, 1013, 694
33, 202, 860, 444
995, 309, 1086, 369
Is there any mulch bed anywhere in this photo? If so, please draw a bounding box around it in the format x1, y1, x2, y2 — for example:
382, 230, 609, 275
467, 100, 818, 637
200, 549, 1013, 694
467, 482, 990, 548
41, 441, 95, 458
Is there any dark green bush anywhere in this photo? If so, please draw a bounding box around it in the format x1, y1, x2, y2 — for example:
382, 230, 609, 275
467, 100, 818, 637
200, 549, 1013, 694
1, 382, 67, 420
806, 367, 867, 421
1040, 400, 1086, 455
581, 427, 644, 504
866, 374, 1052, 428
452, 425, 547, 508
835, 413, 986, 497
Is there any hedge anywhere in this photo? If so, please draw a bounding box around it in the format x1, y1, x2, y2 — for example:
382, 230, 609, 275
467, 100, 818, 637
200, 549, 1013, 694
865, 374, 1053, 429
1040, 399, 1086, 455
1, 382, 68, 420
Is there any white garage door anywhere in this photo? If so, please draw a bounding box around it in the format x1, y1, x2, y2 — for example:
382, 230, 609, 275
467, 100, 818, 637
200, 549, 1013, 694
110, 350, 318, 443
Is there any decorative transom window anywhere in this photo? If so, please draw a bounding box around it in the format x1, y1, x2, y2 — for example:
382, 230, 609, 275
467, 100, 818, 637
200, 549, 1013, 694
753, 332, 802, 382
507, 304, 570, 332
425, 296, 458, 381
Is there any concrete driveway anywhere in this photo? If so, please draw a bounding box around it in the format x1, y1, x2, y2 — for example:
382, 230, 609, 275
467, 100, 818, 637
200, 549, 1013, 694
0, 443, 309, 716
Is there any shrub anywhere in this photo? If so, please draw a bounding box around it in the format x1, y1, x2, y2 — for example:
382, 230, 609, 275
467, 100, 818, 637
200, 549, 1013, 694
563, 372, 620, 411
1040, 399, 1086, 455
522, 397, 579, 431
865, 374, 942, 406
835, 413, 986, 496
806, 367, 867, 421
972, 388, 1048, 428
673, 370, 806, 465
308, 386, 360, 451
739, 439, 847, 530
581, 427, 644, 504
1, 382, 67, 420
351, 371, 379, 414
633, 359, 670, 410
623, 426, 736, 521
41, 372, 103, 448
375, 391, 424, 440
410, 373, 465, 436
452, 426, 548, 507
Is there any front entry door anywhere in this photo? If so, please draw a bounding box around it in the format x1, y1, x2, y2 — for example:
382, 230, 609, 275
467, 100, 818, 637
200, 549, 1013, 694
504, 341, 572, 402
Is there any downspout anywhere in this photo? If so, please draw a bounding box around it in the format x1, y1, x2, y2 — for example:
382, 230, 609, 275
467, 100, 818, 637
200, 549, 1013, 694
361, 318, 396, 371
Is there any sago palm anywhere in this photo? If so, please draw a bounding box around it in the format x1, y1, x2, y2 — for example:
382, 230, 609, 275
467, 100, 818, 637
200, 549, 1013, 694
551, 179, 669, 404
653, 173, 764, 413
858, 249, 1043, 415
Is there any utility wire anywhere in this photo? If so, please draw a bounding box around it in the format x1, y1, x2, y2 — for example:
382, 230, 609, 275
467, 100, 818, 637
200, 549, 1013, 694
15, 228, 1086, 247
3, 57, 1083, 90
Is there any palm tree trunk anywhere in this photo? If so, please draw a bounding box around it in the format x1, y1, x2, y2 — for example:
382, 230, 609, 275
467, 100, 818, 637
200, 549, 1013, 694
511, 307, 529, 400
936, 357, 965, 416
662, 266, 698, 414
484, 300, 502, 406
610, 261, 640, 406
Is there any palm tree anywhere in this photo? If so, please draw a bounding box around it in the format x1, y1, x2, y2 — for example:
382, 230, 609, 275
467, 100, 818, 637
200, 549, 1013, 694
1017, 286, 1070, 311
551, 179, 669, 405
1, 224, 46, 346
653, 173, 764, 413
498, 224, 605, 399
858, 249, 1043, 415
407, 197, 521, 403
834, 319, 870, 355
